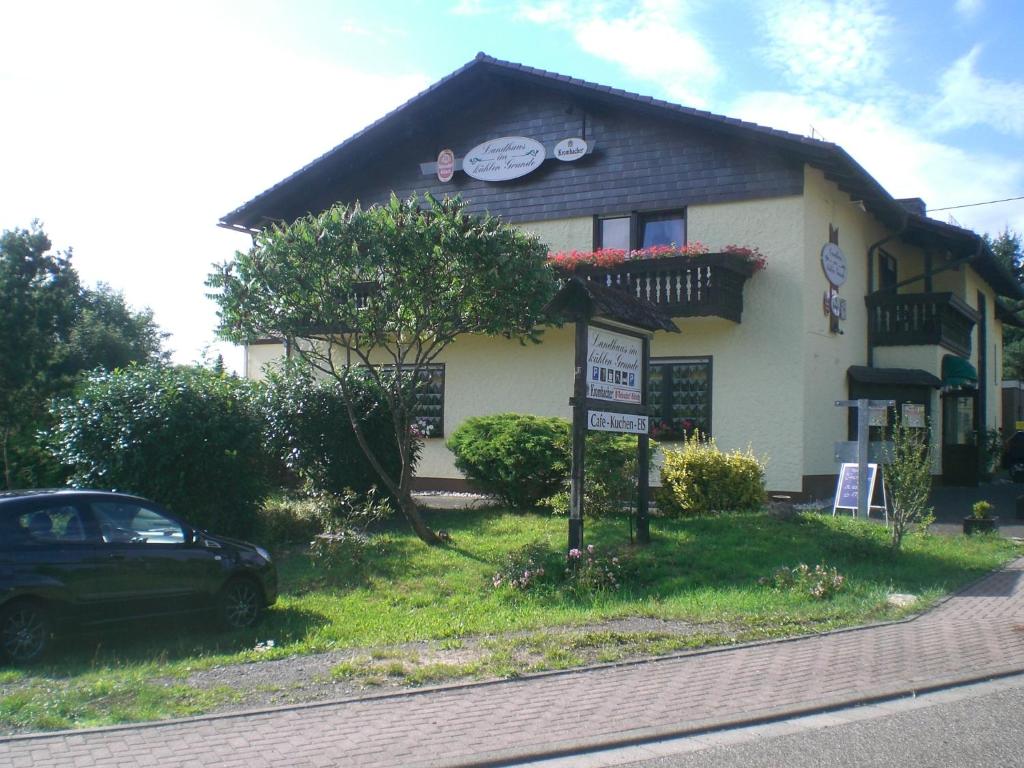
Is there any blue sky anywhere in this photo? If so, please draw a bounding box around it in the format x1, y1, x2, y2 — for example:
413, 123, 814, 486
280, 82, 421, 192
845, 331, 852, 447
1, 0, 1022, 368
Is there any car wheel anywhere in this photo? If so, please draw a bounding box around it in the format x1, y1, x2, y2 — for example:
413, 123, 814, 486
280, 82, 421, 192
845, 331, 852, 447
218, 578, 264, 630
0, 601, 51, 665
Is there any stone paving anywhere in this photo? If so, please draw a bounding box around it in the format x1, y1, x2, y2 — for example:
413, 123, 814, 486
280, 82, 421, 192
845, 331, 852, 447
3, 560, 1024, 768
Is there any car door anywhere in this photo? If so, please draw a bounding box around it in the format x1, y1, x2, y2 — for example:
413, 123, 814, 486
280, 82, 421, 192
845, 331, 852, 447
3, 499, 112, 624
86, 499, 218, 619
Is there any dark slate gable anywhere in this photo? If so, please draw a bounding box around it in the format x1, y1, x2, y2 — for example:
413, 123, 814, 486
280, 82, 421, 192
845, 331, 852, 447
265, 80, 803, 227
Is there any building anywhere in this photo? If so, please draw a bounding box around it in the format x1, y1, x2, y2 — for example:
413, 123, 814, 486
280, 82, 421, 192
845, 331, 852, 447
220, 53, 1022, 498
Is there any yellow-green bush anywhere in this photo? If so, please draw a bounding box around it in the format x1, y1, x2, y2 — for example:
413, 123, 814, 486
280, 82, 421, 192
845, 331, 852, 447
658, 435, 766, 516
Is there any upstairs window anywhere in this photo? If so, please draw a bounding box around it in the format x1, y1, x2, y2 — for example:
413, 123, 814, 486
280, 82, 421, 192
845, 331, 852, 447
597, 216, 630, 250
595, 210, 686, 250
640, 211, 686, 248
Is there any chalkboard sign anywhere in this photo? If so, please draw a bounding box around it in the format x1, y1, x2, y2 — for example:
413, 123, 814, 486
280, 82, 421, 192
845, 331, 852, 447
832, 463, 888, 520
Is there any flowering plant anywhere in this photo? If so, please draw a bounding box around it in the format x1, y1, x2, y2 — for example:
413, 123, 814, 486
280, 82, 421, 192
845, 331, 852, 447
722, 244, 767, 271
759, 562, 845, 600
649, 418, 697, 442
565, 543, 624, 593
409, 418, 437, 439
491, 543, 553, 591
547, 242, 766, 272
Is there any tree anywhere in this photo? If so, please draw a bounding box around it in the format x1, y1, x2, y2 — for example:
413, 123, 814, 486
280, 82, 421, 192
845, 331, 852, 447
0, 223, 166, 488
208, 194, 557, 544
987, 228, 1024, 379
55, 283, 169, 376
0, 224, 79, 488
886, 417, 935, 551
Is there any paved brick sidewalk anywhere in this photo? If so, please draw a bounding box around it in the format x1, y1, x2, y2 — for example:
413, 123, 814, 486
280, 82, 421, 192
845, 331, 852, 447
4, 560, 1024, 768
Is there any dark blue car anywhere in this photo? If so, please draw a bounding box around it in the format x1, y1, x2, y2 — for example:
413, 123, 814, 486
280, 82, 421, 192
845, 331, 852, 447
0, 489, 277, 664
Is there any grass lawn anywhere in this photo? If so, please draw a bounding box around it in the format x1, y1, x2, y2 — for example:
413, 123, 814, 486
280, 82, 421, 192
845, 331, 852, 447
0, 508, 1017, 733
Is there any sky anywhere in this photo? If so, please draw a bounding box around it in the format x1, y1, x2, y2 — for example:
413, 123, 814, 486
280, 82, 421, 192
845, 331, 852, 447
2, 0, 1022, 370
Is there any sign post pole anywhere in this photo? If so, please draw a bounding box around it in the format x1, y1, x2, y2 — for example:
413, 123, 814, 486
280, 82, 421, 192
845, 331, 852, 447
569, 319, 587, 552
856, 398, 870, 519
636, 335, 651, 544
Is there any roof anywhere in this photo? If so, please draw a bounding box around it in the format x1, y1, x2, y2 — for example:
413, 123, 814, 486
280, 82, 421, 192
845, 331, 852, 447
847, 366, 941, 388
996, 299, 1024, 328
544, 278, 680, 333
219, 53, 1022, 300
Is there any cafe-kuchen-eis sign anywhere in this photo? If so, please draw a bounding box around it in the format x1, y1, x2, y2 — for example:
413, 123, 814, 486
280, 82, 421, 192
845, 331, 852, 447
463, 136, 545, 181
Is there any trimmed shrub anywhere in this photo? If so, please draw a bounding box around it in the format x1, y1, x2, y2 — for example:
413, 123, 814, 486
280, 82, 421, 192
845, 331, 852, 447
658, 435, 766, 516
447, 414, 570, 508
258, 362, 409, 499
49, 364, 271, 536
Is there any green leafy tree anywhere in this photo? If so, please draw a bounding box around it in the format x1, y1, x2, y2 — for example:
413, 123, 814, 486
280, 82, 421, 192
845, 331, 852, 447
55, 282, 169, 376
208, 194, 556, 544
885, 417, 935, 551
0, 223, 166, 488
0, 223, 79, 488
986, 228, 1024, 379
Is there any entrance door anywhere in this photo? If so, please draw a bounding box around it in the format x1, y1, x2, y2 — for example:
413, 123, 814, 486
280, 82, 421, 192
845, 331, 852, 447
942, 390, 978, 486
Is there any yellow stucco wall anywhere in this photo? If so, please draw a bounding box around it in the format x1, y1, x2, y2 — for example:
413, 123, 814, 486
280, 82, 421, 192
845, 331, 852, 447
518, 217, 593, 254
246, 342, 286, 379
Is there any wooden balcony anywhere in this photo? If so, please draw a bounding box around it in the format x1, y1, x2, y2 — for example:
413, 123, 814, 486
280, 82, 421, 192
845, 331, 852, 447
866, 292, 980, 357
569, 253, 759, 323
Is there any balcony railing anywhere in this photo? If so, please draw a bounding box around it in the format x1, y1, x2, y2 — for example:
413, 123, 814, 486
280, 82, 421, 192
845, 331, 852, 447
866, 292, 980, 357
569, 253, 759, 323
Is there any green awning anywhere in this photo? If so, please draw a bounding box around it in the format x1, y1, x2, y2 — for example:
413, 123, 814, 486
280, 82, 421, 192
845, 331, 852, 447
942, 354, 977, 389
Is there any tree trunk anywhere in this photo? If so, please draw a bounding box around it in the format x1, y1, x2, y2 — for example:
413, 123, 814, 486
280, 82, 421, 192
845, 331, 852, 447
398, 490, 441, 545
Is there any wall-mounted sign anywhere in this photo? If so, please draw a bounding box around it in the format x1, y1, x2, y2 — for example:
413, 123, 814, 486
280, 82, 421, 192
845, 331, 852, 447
436, 149, 455, 182
902, 403, 925, 428
821, 243, 847, 287
554, 137, 588, 162
588, 410, 649, 435
587, 326, 642, 404
463, 136, 545, 181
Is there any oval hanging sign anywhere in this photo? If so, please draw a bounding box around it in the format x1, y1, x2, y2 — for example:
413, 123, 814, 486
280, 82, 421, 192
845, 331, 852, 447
463, 136, 545, 181
554, 137, 588, 162
821, 243, 848, 287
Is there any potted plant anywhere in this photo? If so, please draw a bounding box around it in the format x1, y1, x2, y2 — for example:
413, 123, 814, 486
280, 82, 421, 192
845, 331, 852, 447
963, 500, 999, 535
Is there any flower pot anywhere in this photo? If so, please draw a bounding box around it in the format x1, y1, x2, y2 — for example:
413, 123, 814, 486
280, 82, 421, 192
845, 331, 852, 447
963, 516, 999, 535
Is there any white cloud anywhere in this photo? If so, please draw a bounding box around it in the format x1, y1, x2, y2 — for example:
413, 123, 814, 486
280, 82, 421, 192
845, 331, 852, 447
517, 0, 717, 106
955, 0, 983, 19
519, 1, 571, 24
451, 0, 487, 15
730, 90, 1024, 237
927, 46, 1024, 136
758, 0, 891, 93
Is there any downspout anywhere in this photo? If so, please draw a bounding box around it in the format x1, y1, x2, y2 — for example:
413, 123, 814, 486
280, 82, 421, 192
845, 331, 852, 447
865, 210, 910, 367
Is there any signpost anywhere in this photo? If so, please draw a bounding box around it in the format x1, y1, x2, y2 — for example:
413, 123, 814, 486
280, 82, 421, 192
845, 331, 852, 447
545, 277, 678, 555
570, 320, 653, 550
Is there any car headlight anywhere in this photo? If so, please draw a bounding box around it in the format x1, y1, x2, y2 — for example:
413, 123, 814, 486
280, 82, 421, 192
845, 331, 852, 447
254, 546, 272, 563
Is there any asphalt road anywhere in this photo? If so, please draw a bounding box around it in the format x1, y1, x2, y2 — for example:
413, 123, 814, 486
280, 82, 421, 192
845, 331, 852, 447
514, 675, 1024, 768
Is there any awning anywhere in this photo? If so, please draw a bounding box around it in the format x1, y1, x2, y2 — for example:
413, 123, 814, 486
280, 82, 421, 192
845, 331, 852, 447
847, 366, 941, 388
942, 354, 978, 389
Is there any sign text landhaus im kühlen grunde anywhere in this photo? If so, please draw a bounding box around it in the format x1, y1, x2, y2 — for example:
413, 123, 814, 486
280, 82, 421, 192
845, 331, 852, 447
586, 327, 642, 404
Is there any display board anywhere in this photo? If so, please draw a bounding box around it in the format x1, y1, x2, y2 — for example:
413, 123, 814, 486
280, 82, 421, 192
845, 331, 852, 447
832, 462, 888, 521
